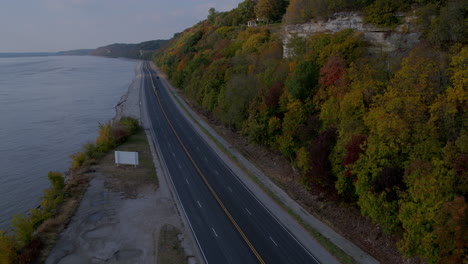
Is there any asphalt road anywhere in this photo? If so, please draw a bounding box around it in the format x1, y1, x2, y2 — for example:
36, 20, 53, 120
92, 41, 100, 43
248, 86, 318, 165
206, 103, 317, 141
141, 62, 320, 264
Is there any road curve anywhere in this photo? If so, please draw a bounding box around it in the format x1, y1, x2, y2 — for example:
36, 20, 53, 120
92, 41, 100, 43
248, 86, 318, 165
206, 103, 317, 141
141, 61, 321, 264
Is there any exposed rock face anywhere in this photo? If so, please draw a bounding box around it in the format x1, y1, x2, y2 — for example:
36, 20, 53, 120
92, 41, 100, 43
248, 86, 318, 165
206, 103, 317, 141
283, 12, 421, 57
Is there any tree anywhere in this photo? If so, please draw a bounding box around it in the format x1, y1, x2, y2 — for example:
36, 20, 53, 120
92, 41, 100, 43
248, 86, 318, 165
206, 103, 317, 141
277, 99, 308, 158
433, 196, 468, 264
238, 0, 257, 22
364, 0, 409, 27
428, 0, 468, 47
319, 55, 346, 87
217, 74, 258, 129
265, 82, 284, 108
284, 0, 328, 24
302, 127, 337, 190
208, 8, 217, 24
398, 158, 457, 262
286, 60, 319, 101
255, 0, 287, 23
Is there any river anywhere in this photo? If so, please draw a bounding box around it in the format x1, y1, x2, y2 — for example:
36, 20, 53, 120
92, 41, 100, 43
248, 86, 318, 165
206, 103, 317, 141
0, 55, 138, 229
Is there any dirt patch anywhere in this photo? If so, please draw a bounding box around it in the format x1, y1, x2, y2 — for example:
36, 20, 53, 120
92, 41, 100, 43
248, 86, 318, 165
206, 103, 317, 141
157, 224, 186, 264
99, 128, 158, 199
178, 91, 420, 264
45, 127, 189, 264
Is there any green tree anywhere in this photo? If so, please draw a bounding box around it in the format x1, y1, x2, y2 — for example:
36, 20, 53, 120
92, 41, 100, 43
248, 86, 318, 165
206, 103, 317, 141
238, 0, 257, 22
217, 74, 258, 129
364, 0, 412, 27
277, 99, 308, 158
428, 0, 468, 47
208, 8, 217, 24
286, 60, 319, 101
255, 0, 286, 22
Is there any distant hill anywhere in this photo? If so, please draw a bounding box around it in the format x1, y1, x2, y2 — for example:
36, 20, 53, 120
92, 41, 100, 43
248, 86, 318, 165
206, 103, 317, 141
0, 49, 93, 58
92, 40, 169, 60
1, 40, 168, 59
56, 49, 94, 56
0, 52, 57, 58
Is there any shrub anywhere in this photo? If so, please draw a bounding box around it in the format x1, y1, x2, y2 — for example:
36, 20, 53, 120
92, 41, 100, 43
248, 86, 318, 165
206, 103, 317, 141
16, 238, 43, 264
119, 117, 139, 134
11, 214, 34, 247
29, 208, 51, 230
0, 230, 17, 264
70, 152, 86, 170
41, 188, 64, 214
83, 143, 101, 160
47, 171, 64, 191
96, 122, 114, 152
296, 147, 310, 174
110, 124, 131, 145
71, 118, 140, 170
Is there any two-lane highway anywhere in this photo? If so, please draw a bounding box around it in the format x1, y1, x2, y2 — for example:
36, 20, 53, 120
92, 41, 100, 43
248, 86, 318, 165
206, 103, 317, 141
141, 61, 320, 264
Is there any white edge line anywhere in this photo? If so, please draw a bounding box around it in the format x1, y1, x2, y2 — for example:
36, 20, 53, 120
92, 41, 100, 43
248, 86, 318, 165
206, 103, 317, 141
245, 208, 252, 216
269, 236, 279, 247
211, 227, 218, 237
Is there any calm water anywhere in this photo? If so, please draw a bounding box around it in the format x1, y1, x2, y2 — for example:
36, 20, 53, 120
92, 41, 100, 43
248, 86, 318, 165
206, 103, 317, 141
0, 56, 138, 229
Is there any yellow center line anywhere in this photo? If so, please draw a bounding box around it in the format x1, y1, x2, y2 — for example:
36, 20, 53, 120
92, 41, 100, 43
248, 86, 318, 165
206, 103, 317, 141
146, 64, 266, 264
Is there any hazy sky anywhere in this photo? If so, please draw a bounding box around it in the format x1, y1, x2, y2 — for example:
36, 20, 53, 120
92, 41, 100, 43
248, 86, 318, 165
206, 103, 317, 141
0, 0, 242, 52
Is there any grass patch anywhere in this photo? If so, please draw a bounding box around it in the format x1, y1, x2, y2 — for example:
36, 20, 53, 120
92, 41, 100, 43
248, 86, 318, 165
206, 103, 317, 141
170, 89, 357, 264
99, 127, 158, 198
157, 224, 186, 264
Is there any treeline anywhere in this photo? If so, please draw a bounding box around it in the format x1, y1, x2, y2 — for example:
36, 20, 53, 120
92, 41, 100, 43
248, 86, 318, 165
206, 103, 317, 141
154, 1, 466, 263
92, 40, 169, 60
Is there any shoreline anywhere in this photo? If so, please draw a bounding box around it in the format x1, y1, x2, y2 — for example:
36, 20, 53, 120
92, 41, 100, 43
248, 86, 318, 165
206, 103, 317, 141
45, 61, 199, 264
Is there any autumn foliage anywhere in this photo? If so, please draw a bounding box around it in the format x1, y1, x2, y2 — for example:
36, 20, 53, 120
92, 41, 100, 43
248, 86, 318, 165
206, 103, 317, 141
154, 1, 467, 262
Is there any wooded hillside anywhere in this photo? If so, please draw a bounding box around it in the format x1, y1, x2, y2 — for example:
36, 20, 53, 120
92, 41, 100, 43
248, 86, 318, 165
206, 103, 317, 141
154, 1, 467, 263
92, 40, 168, 60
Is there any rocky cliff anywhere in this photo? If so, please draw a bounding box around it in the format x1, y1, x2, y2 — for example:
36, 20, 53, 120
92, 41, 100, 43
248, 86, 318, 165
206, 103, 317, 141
283, 12, 421, 57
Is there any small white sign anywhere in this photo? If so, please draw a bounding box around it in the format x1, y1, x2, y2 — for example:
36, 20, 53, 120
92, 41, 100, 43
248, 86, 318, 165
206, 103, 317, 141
115, 151, 139, 167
